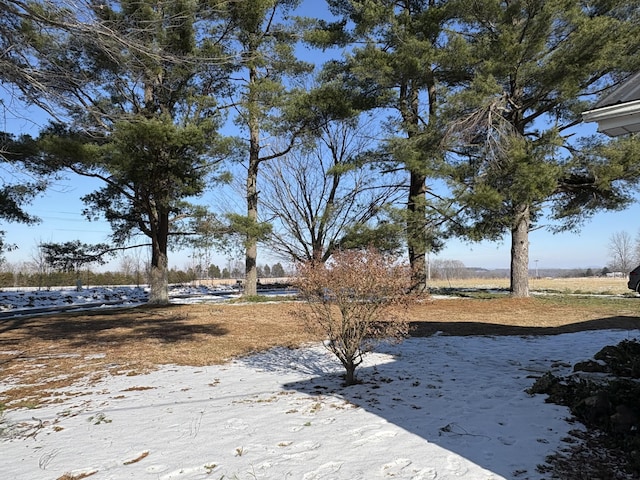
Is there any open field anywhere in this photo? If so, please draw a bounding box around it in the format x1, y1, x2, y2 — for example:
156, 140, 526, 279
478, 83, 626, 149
197, 274, 634, 295
428, 275, 633, 295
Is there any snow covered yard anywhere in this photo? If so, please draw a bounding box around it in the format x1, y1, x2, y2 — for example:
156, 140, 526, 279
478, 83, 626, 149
2, 326, 639, 479
1, 287, 639, 479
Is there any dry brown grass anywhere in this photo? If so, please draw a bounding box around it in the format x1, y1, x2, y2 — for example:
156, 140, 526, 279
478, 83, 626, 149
56, 473, 97, 480
430, 275, 631, 295
405, 296, 640, 336
1, 292, 639, 410
0, 303, 321, 409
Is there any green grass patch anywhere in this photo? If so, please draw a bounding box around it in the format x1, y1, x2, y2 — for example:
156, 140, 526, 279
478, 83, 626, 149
229, 294, 298, 303
536, 294, 635, 307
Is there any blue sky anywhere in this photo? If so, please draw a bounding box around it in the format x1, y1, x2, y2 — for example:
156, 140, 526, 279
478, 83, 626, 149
1, 1, 638, 273
3, 92, 637, 273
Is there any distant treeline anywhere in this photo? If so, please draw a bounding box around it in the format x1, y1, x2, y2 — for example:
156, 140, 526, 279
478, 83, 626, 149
0, 263, 607, 289
429, 259, 610, 281
0, 261, 290, 288
0, 269, 195, 288
466, 267, 612, 279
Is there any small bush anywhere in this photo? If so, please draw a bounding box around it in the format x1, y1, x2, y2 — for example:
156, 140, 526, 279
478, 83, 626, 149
294, 248, 412, 386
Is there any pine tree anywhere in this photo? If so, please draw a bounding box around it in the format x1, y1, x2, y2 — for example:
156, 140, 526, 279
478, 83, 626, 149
0, 132, 48, 255
446, 0, 640, 296
318, 0, 469, 291
216, 0, 316, 296
271, 262, 286, 278
34, 0, 230, 304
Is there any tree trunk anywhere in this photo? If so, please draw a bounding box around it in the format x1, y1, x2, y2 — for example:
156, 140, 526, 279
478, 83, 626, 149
408, 171, 428, 292
343, 360, 357, 386
148, 253, 169, 304
400, 73, 431, 294
245, 65, 260, 297
510, 202, 530, 298
148, 212, 170, 304
245, 156, 259, 297
245, 240, 258, 297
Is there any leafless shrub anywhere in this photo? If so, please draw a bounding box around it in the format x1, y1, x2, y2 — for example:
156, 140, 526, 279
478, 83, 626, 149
294, 248, 413, 386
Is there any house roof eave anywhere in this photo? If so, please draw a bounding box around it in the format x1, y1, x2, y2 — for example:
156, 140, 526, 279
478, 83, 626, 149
594, 71, 640, 109
582, 99, 640, 137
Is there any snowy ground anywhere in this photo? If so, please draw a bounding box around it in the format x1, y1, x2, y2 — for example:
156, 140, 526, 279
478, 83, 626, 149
0, 284, 241, 316
1, 287, 639, 479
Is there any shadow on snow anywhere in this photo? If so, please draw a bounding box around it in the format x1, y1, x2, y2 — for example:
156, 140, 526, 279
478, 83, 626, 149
243, 315, 640, 479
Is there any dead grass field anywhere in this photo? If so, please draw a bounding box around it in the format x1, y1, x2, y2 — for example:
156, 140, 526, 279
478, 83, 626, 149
429, 275, 631, 295
1, 284, 639, 410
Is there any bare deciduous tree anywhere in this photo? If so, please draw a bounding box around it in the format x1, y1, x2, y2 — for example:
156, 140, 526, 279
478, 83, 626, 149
30, 241, 53, 289
118, 248, 145, 287
294, 248, 411, 386
261, 117, 403, 264
432, 259, 468, 282
608, 231, 634, 273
